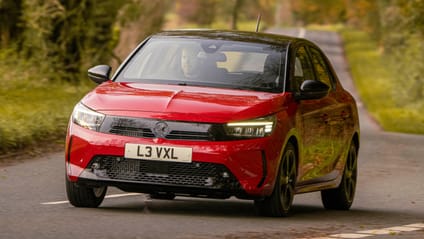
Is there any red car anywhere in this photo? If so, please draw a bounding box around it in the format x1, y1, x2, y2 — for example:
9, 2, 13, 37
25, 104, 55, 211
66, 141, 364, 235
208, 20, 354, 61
65, 30, 360, 216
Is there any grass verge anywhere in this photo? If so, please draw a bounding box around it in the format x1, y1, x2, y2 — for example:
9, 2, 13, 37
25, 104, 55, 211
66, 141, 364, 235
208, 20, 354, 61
0, 82, 91, 153
0, 50, 93, 155
339, 28, 424, 134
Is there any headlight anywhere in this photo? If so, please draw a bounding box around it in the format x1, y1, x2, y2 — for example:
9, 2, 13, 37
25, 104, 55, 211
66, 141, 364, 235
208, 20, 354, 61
225, 115, 276, 138
72, 103, 105, 131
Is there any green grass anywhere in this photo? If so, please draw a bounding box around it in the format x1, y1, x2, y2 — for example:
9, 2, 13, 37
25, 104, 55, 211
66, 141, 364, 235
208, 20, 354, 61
0, 51, 93, 153
339, 28, 424, 134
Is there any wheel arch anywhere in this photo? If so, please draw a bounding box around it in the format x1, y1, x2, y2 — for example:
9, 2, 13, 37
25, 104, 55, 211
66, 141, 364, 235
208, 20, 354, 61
279, 129, 301, 170
268, 131, 300, 192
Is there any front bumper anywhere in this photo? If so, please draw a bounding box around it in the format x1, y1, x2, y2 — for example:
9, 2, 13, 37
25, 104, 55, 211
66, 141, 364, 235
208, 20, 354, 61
66, 123, 283, 198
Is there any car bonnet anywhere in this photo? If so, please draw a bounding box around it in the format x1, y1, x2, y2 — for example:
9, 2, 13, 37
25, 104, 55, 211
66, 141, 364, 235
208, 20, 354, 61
81, 82, 287, 123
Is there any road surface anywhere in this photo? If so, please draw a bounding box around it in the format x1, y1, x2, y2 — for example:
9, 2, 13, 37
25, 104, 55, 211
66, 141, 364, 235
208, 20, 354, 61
1, 29, 423, 239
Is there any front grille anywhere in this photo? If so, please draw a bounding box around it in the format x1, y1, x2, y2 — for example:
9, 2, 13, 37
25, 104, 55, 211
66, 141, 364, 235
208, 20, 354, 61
99, 116, 222, 141
109, 126, 155, 138
166, 130, 210, 140
88, 156, 239, 190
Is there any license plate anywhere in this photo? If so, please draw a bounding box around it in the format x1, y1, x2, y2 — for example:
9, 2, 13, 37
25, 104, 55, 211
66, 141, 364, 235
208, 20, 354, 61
124, 143, 192, 163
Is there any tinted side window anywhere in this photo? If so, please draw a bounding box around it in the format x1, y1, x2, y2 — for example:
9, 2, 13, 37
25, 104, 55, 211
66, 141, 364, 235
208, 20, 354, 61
293, 46, 314, 91
309, 47, 333, 89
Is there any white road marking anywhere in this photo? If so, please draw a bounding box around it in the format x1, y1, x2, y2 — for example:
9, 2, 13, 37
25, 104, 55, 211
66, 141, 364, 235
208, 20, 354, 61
330, 233, 370, 238
405, 223, 424, 228
358, 223, 424, 235
41, 200, 69, 205
104, 193, 141, 199
41, 193, 142, 205
303, 222, 424, 239
298, 27, 306, 38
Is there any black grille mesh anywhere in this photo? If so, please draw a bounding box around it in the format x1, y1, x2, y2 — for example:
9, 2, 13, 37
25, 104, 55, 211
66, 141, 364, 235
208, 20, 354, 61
99, 116, 220, 141
166, 130, 210, 140
109, 126, 155, 138
89, 156, 239, 190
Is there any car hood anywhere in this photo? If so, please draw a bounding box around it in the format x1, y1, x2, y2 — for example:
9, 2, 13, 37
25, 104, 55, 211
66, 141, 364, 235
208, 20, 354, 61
82, 82, 287, 123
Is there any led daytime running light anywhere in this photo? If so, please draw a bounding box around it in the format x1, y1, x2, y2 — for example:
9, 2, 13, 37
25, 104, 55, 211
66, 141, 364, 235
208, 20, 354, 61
226, 115, 275, 138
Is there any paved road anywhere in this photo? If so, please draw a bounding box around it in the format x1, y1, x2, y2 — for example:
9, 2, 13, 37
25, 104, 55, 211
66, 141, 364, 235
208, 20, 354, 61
1, 29, 423, 239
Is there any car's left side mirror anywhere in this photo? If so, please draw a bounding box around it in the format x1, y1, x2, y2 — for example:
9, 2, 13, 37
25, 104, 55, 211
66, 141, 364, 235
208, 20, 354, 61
295, 80, 330, 100
88, 65, 111, 84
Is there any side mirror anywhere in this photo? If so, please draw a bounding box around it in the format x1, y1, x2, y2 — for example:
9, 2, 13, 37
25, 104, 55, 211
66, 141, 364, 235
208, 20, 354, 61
88, 65, 111, 84
295, 80, 329, 100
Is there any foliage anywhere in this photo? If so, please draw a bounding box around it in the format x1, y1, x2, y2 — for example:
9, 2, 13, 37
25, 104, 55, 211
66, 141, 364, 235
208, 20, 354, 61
113, 0, 171, 64
1, 0, 170, 83
174, 0, 275, 30
0, 0, 23, 48
344, 0, 382, 40
290, 0, 346, 25
0, 49, 93, 153
290, 0, 424, 133
340, 28, 424, 134
19, 0, 125, 82
379, 0, 424, 105
175, 0, 217, 26
0, 0, 171, 154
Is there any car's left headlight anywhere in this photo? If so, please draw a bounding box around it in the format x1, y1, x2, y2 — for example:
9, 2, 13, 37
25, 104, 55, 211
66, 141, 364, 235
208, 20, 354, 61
225, 115, 276, 138
72, 103, 105, 131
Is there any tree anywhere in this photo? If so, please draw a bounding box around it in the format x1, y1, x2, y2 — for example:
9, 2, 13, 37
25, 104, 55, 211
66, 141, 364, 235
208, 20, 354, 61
290, 0, 346, 25
380, 0, 424, 104
231, 0, 244, 29
113, 0, 172, 65
20, 0, 125, 82
16, 0, 170, 83
175, 0, 216, 27
0, 0, 23, 48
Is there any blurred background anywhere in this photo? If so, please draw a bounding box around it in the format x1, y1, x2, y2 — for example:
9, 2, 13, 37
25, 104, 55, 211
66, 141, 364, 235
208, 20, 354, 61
0, 0, 423, 156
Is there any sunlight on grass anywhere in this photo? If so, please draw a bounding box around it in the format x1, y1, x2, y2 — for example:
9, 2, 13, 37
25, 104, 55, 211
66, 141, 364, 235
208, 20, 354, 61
0, 52, 93, 152
0, 81, 92, 152
340, 28, 424, 134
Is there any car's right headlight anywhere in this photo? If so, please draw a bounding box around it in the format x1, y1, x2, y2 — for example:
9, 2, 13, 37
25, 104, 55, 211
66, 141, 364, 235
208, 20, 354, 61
225, 115, 276, 138
72, 103, 105, 131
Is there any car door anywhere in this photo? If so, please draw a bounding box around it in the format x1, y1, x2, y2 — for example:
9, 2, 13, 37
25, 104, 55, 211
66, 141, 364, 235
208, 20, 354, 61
293, 45, 339, 183
308, 47, 354, 174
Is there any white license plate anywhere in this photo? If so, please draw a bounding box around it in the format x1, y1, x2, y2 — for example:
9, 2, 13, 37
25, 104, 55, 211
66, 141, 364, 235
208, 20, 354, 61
124, 143, 192, 163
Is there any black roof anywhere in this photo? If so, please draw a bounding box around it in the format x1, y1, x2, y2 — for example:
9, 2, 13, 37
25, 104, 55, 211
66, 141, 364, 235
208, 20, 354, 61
152, 29, 302, 47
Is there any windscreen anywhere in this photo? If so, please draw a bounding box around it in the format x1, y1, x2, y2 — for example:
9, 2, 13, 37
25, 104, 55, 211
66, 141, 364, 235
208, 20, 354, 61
115, 37, 286, 92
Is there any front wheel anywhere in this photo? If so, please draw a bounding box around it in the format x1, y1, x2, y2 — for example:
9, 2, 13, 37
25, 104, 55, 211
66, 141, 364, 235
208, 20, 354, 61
321, 142, 358, 210
66, 177, 107, 208
254, 142, 297, 217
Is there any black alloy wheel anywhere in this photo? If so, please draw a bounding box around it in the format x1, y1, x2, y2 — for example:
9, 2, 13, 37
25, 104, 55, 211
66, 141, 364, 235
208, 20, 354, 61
254, 142, 297, 217
321, 142, 358, 210
66, 177, 107, 208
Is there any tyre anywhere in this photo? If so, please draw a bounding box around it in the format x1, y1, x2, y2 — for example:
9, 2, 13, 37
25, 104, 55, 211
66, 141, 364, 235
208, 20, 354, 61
254, 142, 297, 217
149, 192, 176, 200
321, 142, 358, 210
66, 177, 107, 208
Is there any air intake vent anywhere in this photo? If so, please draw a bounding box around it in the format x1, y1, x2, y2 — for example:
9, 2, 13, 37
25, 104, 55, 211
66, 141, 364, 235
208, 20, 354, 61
89, 156, 239, 190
